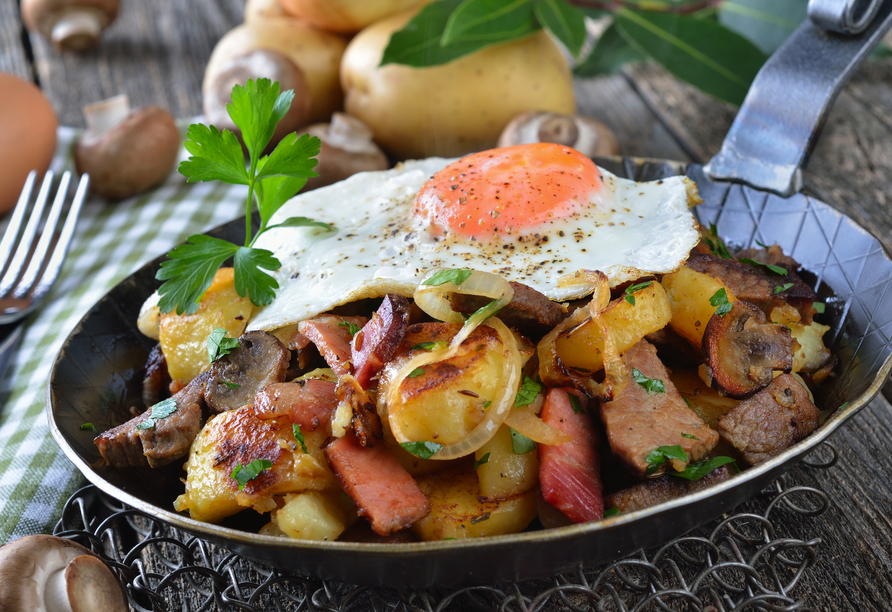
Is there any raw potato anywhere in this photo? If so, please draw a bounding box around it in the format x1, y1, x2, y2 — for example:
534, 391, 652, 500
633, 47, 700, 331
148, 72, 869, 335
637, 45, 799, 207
661, 266, 738, 350
158, 268, 253, 382
555, 281, 672, 372
475, 425, 539, 501
412, 469, 538, 541
204, 19, 347, 124
341, 11, 575, 159
277, 0, 428, 33
174, 406, 335, 523
272, 491, 348, 541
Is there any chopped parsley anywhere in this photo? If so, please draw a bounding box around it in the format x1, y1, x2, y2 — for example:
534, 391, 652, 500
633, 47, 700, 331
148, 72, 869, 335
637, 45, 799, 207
338, 321, 361, 336
221, 381, 241, 390
292, 423, 307, 453
681, 433, 699, 440
207, 327, 239, 363
645, 445, 687, 474
755, 239, 769, 248
473, 453, 491, 470
604, 507, 621, 517
80, 423, 98, 434
838, 401, 850, 411
669, 456, 736, 480
408, 367, 425, 378
483, 399, 492, 409
623, 281, 653, 306
569, 394, 583, 415
412, 341, 447, 351
739, 257, 788, 276
422, 268, 472, 286
400, 440, 442, 459
231, 459, 273, 490
814, 302, 826, 314
510, 428, 536, 454
135, 397, 178, 431
514, 376, 544, 408
632, 368, 665, 394
774, 283, 794, 294
709, 288, 733, 316
705, 224, 734, 259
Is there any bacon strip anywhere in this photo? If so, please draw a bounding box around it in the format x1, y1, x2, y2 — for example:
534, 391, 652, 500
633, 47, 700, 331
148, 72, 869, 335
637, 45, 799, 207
351, 294, 410, 389
298, 315, 368, 375
325, 434, 431, 535
538, 388, 604, 523
254, 379, 337, 432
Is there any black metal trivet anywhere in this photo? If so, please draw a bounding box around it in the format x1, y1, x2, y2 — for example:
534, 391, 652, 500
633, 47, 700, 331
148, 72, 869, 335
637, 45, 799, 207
53, 443, 837, 612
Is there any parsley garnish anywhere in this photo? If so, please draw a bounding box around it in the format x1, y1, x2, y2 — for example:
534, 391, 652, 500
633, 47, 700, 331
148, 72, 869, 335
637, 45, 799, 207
514, 376, 544, 408
814, 302, 826, 314
464, 298, 503, 326
709, 288, 733, 316
510, 427, 536, 454
80, 423, 98, 433
623, 281, 653, 306
569, 394, 583, 415
604, 507, 621, 517
292, 423, 308, 453
755, 239, 769, 248
681, 433, 699, 440
483, 399, 492, 409
157, 78, 328, 315
632, 368, 665, 394
401, 441, 442, 459
338, 321, 361, 336
221, 381, 241, 390
739, 257, 788, 276
670, 456, 736, 480
208, 327, 240, 363
231, 459, 273, 490
412, 341, 447, 351
422, 268, 472, 286
473, 453, 491, 470
135, 397, 178, 431
838, 401, 850, 411
645, 445, 687, 474
683, 397, 692, 408
774, 283, 794, 294
408, 367, 425, 378
706, 224, 734, 259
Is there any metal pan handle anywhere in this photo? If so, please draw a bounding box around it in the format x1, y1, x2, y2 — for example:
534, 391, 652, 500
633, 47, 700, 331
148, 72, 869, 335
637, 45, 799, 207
704, 0, 892, 196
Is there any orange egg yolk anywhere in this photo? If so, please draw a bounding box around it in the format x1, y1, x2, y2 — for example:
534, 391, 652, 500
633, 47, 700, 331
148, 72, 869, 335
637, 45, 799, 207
413, 143, 603, 240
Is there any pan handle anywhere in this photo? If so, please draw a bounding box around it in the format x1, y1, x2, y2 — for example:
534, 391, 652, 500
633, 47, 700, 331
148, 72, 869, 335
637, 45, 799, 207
704, 0, 892, 196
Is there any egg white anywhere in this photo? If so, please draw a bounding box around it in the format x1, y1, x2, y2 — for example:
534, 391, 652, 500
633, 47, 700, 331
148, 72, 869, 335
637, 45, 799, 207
247, 157, 700, 332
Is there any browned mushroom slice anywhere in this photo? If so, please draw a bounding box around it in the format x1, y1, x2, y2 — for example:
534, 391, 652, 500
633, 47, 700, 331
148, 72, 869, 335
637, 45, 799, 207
205, 331, 291, 413
701, 301, 792, 399
717, 373, 820, 465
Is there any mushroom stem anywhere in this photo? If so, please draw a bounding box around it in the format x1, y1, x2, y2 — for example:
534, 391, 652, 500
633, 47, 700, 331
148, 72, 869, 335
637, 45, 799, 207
44, 567, 74, 612
50, 9, 103, 50
326, 113, 378, 153
82, 94, 130, 138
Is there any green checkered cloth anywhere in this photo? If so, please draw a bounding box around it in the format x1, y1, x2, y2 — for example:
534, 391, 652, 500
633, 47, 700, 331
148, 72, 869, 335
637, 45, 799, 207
0, 126, 246, 542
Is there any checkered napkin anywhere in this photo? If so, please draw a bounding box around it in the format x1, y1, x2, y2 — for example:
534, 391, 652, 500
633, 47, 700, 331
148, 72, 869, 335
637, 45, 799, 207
0, 126, 247, 542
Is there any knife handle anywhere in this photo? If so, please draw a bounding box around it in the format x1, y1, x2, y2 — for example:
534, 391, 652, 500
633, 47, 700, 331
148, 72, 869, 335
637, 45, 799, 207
704, 0, 892, 196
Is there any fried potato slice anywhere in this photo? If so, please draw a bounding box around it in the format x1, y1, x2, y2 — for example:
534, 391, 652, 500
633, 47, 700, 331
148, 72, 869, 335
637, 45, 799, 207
475, 425, 539, 501
661, 266, 737, 350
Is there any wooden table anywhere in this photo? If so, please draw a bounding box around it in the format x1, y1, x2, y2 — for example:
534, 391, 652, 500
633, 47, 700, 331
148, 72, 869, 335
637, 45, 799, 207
3, 1, 892, 609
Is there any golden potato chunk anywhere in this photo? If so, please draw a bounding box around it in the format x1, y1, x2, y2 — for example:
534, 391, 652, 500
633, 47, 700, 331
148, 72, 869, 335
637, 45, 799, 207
159, 268, 254, 382
411, 468, 537, 541
661, 266, 737, 350
555, 281, 671, 372
668, 368, 739, 429
475, 425, 539, 501
174, 406, 335, 523
271, 491, 348, 541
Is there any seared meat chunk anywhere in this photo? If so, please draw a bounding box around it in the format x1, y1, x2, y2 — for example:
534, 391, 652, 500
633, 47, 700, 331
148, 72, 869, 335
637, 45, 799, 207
702, 301, 792, 399
605, 464, 733, 513
717, 373, 819, 465
352, 294, 410, 388
95, 414, 149, 468
734, 244, 802, 272
298, 315, 369, 375
205, 331, 290, 413
451, 281, 565, 336
254, 379, 337, 432
686, 253, 816, 324
599, 340, 718, 478
142, 344, 171, 408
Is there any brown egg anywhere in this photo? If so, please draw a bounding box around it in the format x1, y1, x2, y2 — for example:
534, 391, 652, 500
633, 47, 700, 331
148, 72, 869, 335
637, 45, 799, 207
0, 73, 58, 214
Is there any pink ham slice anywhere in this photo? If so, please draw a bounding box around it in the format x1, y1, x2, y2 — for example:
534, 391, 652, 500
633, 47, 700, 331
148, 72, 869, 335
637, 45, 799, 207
538, 388, 604, 523
325, 434, 431, 535
351, 294, 410, 389
298, 315, 368, 375
254, 379, 337, 432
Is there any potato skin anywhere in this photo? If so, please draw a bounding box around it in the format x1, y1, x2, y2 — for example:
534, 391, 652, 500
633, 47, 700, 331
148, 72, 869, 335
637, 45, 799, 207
341, 11, 575, 159
278, 0, 427, 33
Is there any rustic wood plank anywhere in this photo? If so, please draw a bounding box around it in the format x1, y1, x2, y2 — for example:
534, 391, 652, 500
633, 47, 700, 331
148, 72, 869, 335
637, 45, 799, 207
0, 1, 32, 79
28, 0, 244, 126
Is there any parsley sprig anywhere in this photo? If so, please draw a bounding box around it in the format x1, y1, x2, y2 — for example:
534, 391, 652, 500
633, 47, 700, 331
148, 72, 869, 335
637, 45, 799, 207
157, 78, 330, 315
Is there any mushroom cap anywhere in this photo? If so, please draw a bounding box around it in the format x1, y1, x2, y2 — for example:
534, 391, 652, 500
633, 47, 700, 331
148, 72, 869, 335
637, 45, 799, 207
74, 104, 180, 200
303, 113, 389, 191
21, 0, 119, 50
497, 111, 620, 158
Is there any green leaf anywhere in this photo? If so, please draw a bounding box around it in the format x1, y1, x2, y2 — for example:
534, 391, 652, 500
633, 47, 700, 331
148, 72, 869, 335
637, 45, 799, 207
464, 298, 503, 327
381, 0, 488, 68
338, 321, 361, 337
233, 247, 281, 307
510, 427, 536, 454
603, 506, 621, 517
156, 235, 240, 315
514, 376, 544, 408
473, 452, 491, 470
442, 0, 538, 47
222, 381, 241, 390
179, 123, 250, 185
838, 401, 850, 411
709, 288, 733, 316
228, 79, 290, 161
412, 341, 448, 351
814, 302, 826, 314
534, 0, 586, 57
614, 9, 767, 105
632, 367, 665, 394
408, 368, 425, 378
231, 458, 274, 490
569, 394, 583, 415
265, 216, 336, 233
575, 22, 646, 77
256, 176, 311, 226
208, 328, 240, 363
774, 282, 794, 294
135, 397, 179, 431
80, 423, 98, 433
645, 444, 687, 474
423, 268, 473, 286
718, 0, 807, 55
401, 440, 442, 459
739, 257, 788, 276
670, 456, 736, 480
623, 280, 653, 306
681, 432, 699, 440
255, 132, 321, 183
293, 424, 308, 453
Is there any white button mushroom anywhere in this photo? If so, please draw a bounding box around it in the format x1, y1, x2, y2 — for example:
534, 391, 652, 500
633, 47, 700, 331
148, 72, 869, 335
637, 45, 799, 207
0, 535, 128, 612
74, 94, 181, 200
303, 113, 389, 191
497, 111, 620, 158
21, 0, 119, 51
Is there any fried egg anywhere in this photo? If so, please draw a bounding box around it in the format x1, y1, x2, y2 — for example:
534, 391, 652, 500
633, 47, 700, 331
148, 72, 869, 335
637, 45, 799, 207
247, 143, 700, 332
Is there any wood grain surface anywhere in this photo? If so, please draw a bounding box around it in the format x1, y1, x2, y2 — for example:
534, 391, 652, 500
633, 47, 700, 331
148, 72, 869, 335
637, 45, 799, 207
3, 1, 892, 609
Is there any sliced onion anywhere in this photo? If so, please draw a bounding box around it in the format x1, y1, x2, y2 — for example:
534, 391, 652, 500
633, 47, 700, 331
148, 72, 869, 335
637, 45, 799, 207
504, 410, 572, 446
586, 284, 628, 398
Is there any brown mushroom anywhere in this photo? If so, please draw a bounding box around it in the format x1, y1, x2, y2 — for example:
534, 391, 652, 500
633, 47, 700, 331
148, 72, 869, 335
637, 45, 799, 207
203, 49, 312, 154
74, 95, 180, 200
701, 301, 793, 399
497, 111, 620, 157
0, 534, 128, 611
21, 0, 119, 51
303, 113, 389, 191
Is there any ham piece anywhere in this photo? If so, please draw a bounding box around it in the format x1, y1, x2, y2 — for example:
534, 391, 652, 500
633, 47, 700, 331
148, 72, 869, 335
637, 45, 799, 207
254, 379, 337, 432
298, 315, 368, 375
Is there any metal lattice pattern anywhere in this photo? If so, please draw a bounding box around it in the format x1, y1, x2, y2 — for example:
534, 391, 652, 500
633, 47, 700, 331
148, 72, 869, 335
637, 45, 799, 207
53, 444, 837, 612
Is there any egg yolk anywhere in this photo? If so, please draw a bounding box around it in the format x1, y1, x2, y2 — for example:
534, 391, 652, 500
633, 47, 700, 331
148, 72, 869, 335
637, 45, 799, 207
413, 143, 603, 240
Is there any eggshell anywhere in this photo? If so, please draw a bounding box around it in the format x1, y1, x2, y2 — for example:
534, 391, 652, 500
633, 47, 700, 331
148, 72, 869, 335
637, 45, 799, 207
0, 73, 58, 214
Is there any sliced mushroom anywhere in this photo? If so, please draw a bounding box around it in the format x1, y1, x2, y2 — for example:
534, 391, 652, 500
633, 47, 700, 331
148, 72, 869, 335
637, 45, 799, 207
0, 535, 127, 611
74, 95, 180, 199
497, 111, 619, 157
203, 49, 312, 154
303, 113, 389, 191
204, 331, 291, 413
701, 301, 792, 399
21, 0, 119, 51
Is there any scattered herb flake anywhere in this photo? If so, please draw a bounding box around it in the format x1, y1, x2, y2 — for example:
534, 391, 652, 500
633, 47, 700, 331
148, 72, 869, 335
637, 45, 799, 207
739, 257, 788, 276
632, 368, 665, 394
422, 268, 472, 286
231, 459, 273, 490
400, 440, 442, 459
604, 507, 621, 517
510, 427, 536, 454
292, 423, 308, 453
683, 397, 692, 408
221, 381, 241, 390
483, 399, 492, 409
338, 321, 361, 336
681, 433, 699, 440
80, 423, 98, 434
135, 397, 178, 431
408, 367, 425, 378
709, 288, 733, 316
569, 394, 583, 415
708, 224, 734, 259
774, 283, 794, 294
838, 401, 850, 411
670, 456, 736, 480
412, 341, 447, 351
208, 327, 239, 363
645, 445, 687, 474
623, 281, 653, 306
473, 453, 491, 470
464, 298, 503, 326
814, 302, 826, 314
514, 376, 544, 408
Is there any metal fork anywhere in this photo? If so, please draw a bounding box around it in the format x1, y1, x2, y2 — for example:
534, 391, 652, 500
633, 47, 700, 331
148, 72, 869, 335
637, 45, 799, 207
0, 170, 89, 378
